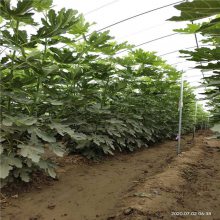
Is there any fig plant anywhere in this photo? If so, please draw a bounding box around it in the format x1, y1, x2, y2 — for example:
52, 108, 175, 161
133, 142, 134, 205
0, 0, 208, 185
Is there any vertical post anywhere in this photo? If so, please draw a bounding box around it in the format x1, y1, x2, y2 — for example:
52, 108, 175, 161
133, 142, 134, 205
177, 74, 184, 155
201, 115, 204, 130
204, 116, 207, 130
206, 116, 210, 134
193, 100, 198, 139
207, 116, 210, 128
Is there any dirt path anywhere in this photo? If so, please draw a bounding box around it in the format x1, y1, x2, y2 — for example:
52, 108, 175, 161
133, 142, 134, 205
1, 133, 219, 220
1, 136, 193, 220
112, 133, 220, 220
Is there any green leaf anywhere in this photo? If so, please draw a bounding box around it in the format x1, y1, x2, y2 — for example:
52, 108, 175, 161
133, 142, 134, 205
38, 160, 49, 169
174, 24, 200, 34
7, 156, 22, 168
18, 143, 44, 163
33, 0, 53, 11
169, 0, 220, 21
3, 115, 37, 126
42, 64, 59, 75
37, 160, 56, 178
102, 145, 114, 155
198, 17, 220, 32
33, 128, 56, 143
20, 170, 30, 182
0, 0, 35, 24
2, 118, 13, 126
18, 116, 37, 126
69, 15, 91, 35
0, 155, 22, 179
0, 162, 12, 179
49, 143, 65, 157
49, 122, 87, 141
49, 100, 63, 106
0, 146, 3, 155
48, 167, 56, 178
49, 47, 79, 64
36, 8, 79, 38
13, 168, 31, 182
75, 140, 90, 149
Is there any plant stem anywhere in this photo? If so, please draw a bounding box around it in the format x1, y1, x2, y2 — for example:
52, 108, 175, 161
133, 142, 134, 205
34, 11, 48, 116
101, 77, 110, 108
8, 20, 20, 114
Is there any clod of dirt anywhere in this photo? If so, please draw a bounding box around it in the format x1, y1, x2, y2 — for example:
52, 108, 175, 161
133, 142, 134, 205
151, 189, 161, 195
11, 194, 18, 198
107, 216, 116, 219
61, 213, 68, 217
133, 192, 153, 198
29, 214, 42, 220
0, 193, 8, 206
123, 207, 134, 215
181, 167, 198, 182
47, 204, 56, 209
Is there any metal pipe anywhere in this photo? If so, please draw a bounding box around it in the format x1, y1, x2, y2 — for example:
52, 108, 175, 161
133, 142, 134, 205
177, 74, 184, 154
193, 100, 198, 139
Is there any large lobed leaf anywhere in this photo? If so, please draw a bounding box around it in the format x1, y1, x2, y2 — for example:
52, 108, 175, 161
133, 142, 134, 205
169, 0, 220, 21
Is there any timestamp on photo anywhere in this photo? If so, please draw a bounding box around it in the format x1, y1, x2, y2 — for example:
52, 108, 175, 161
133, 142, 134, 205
171, 211, 212, 216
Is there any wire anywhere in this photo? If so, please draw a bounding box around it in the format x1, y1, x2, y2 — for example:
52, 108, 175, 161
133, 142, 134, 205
170, 59, 209, 66
84, 0, 119, 15
62, 1, 185, 47
95, 1, 185, 33
159, 43, 211, 58
185, 74, 212, 79
159, 46, 197, 57
116, 33, 178, 55
117, 21, 168, 42
170, 60, 189, 66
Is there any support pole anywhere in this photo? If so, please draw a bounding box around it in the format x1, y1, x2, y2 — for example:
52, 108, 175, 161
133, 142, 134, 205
177, 74, 184, 155
201, 115, 204, 130
193, 100, 198, 139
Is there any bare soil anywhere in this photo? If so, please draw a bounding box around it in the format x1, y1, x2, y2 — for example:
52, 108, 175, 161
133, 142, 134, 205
111, 133, 220, 220
1, 132, 220, 220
